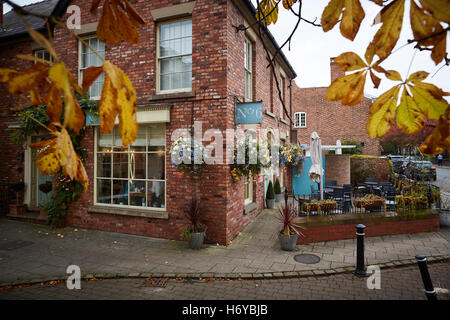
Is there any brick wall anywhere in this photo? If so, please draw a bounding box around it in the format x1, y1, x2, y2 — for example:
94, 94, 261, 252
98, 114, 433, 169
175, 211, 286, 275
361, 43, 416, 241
0, 0, 295, 245
297, 216, 439, 244
325, 154, 350, 185
350, 156, 390, 184
292, 59, 381, 156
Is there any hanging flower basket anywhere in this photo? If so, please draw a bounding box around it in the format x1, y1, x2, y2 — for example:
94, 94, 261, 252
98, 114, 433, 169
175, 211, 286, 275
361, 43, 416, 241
354, 195, 386, 210
279, 143, 305, 176
302, 200, 337, 215
230, 136, 271, 181
170, 136, 208, 175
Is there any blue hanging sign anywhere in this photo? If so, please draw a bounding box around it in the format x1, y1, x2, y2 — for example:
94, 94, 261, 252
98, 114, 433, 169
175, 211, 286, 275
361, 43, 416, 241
236, 102, 263, 124
86, 113, 100, 126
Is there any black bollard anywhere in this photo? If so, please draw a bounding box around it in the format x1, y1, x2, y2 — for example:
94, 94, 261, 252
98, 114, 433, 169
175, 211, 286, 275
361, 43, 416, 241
284, 188, 288, 207
415, 255, 437, 301
353, 224, 369, 277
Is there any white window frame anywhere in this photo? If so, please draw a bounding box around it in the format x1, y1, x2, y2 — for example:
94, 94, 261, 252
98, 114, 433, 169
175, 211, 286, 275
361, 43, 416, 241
156, 18, 193, 94
280, 74, 285, 120
294, 112, 307, 128
78, 35, 105, 100
244, 177, 253, 205
93, 125, 167, 211
244, 37, 253, 102
34, 49, 53, 63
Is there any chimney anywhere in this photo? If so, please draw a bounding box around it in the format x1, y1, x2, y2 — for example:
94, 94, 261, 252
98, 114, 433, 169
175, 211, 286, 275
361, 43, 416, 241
330, 57, 345, 82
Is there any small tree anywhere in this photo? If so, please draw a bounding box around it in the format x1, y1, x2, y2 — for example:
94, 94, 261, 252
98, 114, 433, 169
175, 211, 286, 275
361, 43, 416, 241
274, 178, 282, 195
266, 181, 275, 200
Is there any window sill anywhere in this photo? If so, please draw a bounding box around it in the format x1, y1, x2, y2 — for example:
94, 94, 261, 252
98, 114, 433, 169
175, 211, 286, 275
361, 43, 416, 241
88, 205, 169, 219
265, 110, 276, 118
244, 202, 258, 215
149, 91, 196, 101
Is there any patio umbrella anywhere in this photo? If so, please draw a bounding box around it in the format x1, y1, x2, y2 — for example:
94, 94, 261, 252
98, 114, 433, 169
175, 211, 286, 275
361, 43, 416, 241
309, 131, 324, 199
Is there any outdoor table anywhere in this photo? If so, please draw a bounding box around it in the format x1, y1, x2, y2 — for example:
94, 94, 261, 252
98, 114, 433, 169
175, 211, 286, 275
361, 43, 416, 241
364, 181, 378, 193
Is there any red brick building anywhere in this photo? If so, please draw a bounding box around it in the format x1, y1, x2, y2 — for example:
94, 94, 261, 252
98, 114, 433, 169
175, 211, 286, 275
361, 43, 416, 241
0, 0, 296, 245
292, 59, 381, 156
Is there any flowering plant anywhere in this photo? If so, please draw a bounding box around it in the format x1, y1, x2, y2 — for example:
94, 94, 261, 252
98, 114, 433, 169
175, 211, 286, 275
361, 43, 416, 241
170, 136, 208, 175
230, 137, 271, 181
279, 143, 305, 176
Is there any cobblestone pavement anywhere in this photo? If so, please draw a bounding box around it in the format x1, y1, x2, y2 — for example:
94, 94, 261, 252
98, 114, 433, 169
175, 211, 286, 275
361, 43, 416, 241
0, 212, 449, 286
0, 262, 449, 300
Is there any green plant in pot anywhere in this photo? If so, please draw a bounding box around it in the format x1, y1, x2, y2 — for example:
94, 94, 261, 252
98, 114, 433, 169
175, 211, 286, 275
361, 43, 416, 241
274, 178, 282, 203
266, 180, 275, 209
181, 198, 207, 249
277, 203, 304, 251
8, 181, 26, 215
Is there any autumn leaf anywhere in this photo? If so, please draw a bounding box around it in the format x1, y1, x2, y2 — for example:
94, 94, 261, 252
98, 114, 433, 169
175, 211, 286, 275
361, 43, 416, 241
340, 0, 365, 41
385, 70, 402, 81
333, 52, 367, 71
83, 60, 138, 146
256, 0, 279, 25
326, 70, 366, 106
49, 63, 85, 134
282, 0, 297, 9
321, 0, 364, 41
409, 85, 448, 120
366, 0, 405, 61
31, 139, 61, 176
369, 70, 381, 88
418, 0, 450, 25
419, 110, 450, 155
367, 85, 400, 138
410, 1, 447, 65
92, 0, 145, 45
396, 89, 425, 134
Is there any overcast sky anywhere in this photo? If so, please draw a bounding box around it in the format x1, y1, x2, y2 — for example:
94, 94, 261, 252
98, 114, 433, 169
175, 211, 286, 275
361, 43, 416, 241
4, 0, 449, 100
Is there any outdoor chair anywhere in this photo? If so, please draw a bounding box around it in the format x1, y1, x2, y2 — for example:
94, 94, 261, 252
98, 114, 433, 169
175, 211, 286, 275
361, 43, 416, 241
355, 183, 368, 197
310, 184, 320, 201
365, 177, 377, 183
326, 180, 337, 187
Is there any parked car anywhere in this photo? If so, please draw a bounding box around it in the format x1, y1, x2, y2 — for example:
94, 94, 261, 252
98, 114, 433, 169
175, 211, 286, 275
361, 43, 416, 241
389, 155, 408, 174
404, 161, 437, 181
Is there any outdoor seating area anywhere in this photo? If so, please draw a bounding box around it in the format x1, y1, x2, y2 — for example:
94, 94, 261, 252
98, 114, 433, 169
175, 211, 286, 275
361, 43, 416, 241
294, 178, 441, 217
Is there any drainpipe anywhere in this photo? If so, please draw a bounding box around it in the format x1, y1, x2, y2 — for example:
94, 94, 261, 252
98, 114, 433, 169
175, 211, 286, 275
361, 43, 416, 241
289, 79, 293, 144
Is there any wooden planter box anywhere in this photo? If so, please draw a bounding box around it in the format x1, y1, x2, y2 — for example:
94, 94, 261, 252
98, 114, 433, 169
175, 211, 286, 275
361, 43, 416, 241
303, 201, 337, 215
354, 198, 386, 212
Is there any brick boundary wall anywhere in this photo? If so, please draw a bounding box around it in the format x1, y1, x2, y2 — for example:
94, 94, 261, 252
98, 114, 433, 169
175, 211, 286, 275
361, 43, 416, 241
325, 154, 350, 186
297, 216, 439, 244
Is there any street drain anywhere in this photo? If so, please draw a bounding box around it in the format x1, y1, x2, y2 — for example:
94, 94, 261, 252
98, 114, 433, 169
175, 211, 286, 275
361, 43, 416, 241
294, 254, 320, 264
0, 240, 34, 251
144, 277, 168, 287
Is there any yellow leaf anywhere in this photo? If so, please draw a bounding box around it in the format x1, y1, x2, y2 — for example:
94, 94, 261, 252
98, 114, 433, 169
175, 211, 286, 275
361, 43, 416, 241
75, 155, 89, 191
410, 1, 447, 65
407, 71, 429, 82
333, 52, 367, 71
256, 0, 279, 25
396, 89, 425, 134
370, 0, 383, 5
340, 0, 365, 41
7, 63, 48, 95
95, 0, 145, 45
321, 0, 345, 32
99, 76, 119, 134
117, 85, 138, 147
386, 70, 402, 81
0, 68, 18, 82
36, 144, 61, 176
370, 69, 381, 88
326, 71, 366, 106
419, 111, 450, 155
282, 0, 297, 9
418, 0, 450, 24
409, 85, 448, 120
82, 66, 104, 92
49, 63, 85, 134
56, 127, 78, 180
45, 86, 62, 123
367, 86, 400, 138
26, 25, 58, 61
367, 0, 405, 61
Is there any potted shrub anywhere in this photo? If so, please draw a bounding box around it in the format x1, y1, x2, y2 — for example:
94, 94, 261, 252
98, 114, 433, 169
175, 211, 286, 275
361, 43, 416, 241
40, 198, 67, 227
266, 181, 275, 209
277, 203, 304, 251
8, 182, 26, 215
181, 198, 207, 249
38, 181, 53, 219
274, 178, 282, 202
